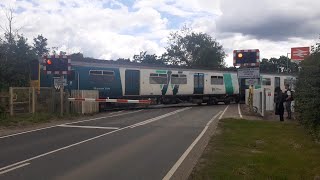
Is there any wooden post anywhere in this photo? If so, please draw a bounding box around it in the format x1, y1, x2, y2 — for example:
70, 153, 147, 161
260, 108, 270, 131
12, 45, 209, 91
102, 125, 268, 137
29, 88, 31, 113
32, 87, 36, 114
60, 75, 64, 116
9, 87, 13, 116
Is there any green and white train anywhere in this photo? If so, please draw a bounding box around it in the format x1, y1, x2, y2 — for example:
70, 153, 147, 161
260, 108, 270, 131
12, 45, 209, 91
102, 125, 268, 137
41, 59, 297, 106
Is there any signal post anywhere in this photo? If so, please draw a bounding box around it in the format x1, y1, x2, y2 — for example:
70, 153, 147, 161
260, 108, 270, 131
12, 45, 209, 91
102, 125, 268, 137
233, 49, 260, 112
43, 55, 71, 116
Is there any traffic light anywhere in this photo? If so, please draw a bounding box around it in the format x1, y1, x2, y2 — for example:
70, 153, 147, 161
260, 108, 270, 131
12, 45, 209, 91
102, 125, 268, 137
45, 57, 68, 71
233, 49, 259, 67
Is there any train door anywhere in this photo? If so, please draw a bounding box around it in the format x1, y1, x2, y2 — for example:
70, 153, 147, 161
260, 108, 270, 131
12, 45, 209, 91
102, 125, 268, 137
194, 73, 204, 94
125, 70, 140, 95
274, 77, 280, 91
239, 78, 246, 102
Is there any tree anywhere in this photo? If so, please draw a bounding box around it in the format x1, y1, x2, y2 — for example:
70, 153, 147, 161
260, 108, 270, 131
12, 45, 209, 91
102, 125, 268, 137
164, 27, 226, 67
259, 56, 300, 74
295, 37, 320, 139
33, 34, 49, 57
133, 51, 165, 65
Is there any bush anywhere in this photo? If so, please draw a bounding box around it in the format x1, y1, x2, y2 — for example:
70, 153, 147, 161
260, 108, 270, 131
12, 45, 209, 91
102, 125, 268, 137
295, 41, 320, 139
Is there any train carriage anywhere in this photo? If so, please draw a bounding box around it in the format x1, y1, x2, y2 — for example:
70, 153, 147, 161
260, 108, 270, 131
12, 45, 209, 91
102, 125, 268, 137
40, 58, 296, 109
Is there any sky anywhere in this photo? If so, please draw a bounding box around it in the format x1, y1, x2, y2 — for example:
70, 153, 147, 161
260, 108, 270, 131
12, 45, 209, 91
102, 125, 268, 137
0, 0, 319, 67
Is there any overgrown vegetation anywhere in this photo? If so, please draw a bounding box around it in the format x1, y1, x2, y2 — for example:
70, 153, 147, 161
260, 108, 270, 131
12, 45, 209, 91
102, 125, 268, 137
0, 112, 83, 127
295, 38, 320, 139
189, 119, 320, 179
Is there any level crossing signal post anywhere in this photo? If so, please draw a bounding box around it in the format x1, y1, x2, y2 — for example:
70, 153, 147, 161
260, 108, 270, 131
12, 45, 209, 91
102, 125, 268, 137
43, 55, 71, 116
234, 49, 260, 112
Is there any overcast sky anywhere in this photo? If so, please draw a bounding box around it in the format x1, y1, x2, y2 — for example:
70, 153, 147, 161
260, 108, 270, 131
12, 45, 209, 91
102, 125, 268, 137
0, 0, 319, 66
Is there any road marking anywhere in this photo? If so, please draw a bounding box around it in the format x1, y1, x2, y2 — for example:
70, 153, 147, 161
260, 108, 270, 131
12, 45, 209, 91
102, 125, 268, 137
0, 110, 142, 139
219, 105, 229, 120
129, 107, 192, 128
238, 103, 243, 118
57, 125, 120, 130
0, 108, 190, 172
0, 163, 30, 175
163, 111, 222, 180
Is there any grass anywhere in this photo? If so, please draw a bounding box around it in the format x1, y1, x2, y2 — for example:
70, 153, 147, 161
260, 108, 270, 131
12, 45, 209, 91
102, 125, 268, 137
189, 119, 320, 180
0, 112, 83, 127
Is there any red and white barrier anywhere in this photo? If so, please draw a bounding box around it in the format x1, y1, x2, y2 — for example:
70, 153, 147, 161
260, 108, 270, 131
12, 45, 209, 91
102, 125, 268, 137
68, 98, 152, 104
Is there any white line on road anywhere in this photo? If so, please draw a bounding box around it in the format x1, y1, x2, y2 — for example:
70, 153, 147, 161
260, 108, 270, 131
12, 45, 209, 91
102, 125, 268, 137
163, 110, 223, 180
0, 110, 142, 139
0, 107, 190, 172
129, 107, 192, 128
238, 103, 243, 118
0, 163, 30, 175
57, 125, 120, 130
219, 105, 229, 120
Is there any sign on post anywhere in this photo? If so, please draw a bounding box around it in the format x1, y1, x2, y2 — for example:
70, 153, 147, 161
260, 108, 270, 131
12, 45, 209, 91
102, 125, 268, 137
53, 77, 67, 87
237, 67, 260, 79
245, 79, 259, 86
291, 47, 310, 61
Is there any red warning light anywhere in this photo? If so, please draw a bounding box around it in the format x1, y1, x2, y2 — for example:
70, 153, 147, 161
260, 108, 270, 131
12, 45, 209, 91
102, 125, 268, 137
47, 59, 52, 65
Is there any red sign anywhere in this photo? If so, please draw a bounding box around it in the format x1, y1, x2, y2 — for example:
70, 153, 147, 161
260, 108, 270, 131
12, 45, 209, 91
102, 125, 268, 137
291, 47, 310, 61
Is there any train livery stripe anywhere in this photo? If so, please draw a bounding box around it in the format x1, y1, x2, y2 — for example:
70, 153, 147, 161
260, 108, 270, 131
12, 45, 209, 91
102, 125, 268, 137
223, 73, 234, 95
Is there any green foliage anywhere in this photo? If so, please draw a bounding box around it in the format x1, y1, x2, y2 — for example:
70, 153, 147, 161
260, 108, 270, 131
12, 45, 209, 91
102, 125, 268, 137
133, 51, 165, 65
260, 56, 299, 74
295, 39, 320, 139
0, 29, 48, 91
164, 27, 226, 67
33, 34, 49, 57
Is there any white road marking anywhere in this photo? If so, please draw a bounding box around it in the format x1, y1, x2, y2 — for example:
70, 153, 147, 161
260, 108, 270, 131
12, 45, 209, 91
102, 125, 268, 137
129, 107, 192, 128
57, 125, 119, 130
0, 110, 142, 139
238, 103, 243, 118
219, 105, 229, 120
0, 108, 190, 172
0, 163, 30, 175
163, 111, 223, 180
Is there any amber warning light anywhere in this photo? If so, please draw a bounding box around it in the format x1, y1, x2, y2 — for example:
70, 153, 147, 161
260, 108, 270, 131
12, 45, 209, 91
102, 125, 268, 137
237, 53, 243, 58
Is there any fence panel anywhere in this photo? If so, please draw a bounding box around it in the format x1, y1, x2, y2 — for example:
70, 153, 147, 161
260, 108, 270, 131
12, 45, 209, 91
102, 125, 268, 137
70, 90, 99, 114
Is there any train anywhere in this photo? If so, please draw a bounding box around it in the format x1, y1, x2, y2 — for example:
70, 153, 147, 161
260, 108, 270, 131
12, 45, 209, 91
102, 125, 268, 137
40, 58, 297, 108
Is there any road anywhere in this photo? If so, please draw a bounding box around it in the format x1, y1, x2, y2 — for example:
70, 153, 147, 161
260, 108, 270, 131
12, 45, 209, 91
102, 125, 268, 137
0, 104, 233, 180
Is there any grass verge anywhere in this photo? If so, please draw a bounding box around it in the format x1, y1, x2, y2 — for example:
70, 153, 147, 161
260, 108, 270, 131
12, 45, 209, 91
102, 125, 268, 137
189, 119, 320, 180
0, 112, 84, 127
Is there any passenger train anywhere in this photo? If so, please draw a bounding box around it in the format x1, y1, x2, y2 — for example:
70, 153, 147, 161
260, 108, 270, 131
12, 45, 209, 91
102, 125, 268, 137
40, 58, 297, 108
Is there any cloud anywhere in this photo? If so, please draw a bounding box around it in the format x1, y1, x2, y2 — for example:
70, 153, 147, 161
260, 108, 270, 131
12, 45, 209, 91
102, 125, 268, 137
216, 0, 320, 41
0, 0, 318, 68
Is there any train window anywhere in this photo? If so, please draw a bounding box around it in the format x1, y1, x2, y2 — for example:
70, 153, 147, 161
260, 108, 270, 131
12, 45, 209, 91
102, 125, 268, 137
262, 78, 271, 86
171, 74, 187, 84
159, 74, 167, 77
103, 70, 114, 76
89, 70, 103, 75
211, 76, 224, 85
149, 73, 167, 84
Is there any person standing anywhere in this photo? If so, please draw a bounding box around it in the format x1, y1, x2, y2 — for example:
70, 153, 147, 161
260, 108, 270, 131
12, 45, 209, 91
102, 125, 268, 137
284, 84, 292, 119
275, 87, 285, 121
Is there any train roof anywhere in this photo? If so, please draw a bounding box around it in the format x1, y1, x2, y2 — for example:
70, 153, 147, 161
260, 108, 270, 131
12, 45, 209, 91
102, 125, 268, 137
71, 58, 297, 77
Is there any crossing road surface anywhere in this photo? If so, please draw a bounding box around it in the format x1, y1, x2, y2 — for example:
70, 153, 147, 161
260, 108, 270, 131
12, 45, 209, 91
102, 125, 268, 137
0, 105, 230, 180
